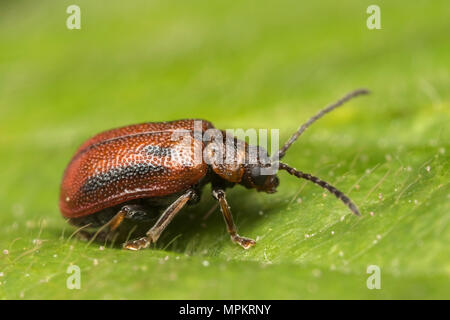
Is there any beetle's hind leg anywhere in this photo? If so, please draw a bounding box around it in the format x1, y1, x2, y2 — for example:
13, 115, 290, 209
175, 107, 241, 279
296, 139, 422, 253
77, 204, 151, 244
123, 189, 196, 251
212, 189, 256, 250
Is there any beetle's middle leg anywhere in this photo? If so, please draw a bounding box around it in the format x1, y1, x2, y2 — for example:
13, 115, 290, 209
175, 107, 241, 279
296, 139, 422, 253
123, 189, 196, 251
212, 189, 256, 250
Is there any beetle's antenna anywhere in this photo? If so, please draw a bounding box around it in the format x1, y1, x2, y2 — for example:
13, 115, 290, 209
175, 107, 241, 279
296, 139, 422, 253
275, 89, 370, 160
279, 162, 361, 216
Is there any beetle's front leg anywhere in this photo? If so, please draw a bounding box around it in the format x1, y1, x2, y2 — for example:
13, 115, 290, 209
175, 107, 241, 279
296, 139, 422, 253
123, 189, 196, 251
212, 189, 256, 250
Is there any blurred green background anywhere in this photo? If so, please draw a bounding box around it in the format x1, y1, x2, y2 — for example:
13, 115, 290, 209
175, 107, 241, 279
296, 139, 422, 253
0, 0, 449, 299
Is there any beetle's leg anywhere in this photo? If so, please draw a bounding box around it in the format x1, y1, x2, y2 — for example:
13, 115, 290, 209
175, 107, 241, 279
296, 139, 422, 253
106, 207, 128, 231
123, 189, 195, 251
212, 189, 256, 250
79, 205, 150, 243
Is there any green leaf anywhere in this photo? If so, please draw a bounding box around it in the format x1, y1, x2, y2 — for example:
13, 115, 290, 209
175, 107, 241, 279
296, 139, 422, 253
0, 0, 449, 299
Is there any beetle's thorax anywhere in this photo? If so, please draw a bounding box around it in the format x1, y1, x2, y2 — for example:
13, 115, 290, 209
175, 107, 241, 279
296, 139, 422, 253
204, 134, 279, 193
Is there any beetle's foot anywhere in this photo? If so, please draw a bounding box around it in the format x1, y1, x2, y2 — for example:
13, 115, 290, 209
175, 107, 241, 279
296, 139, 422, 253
232, 234, 256, 250
122, 237, 152, 251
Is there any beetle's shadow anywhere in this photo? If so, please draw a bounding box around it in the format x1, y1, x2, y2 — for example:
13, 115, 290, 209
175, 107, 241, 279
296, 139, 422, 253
153, 192, 274, 254
68, 187, 284, 254
152, 187, 284, 254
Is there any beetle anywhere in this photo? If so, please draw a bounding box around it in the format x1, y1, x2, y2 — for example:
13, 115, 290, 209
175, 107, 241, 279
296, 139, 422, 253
59, 89, 369, 250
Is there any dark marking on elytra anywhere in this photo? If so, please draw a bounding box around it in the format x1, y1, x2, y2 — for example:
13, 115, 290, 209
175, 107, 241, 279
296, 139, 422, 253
81, 163, 166, 193
142, 145, 173, 158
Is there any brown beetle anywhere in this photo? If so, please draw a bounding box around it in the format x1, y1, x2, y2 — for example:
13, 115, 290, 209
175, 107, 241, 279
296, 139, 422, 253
60, 89, 369, 250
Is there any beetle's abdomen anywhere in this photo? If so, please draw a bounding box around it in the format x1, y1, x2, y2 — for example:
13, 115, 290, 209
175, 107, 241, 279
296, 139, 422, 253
60, 120, 213, 218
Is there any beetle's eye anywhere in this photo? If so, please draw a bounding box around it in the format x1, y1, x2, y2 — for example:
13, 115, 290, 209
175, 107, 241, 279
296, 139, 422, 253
250, 166, 267, 186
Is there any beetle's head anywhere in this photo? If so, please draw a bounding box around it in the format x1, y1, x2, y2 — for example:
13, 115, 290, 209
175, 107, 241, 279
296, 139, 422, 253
239, 145, 279, 194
